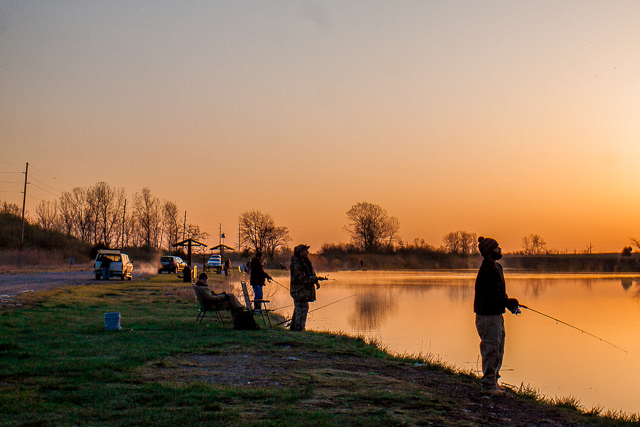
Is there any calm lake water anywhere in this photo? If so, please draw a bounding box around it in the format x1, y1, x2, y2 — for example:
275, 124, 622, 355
253, 270, 640, 414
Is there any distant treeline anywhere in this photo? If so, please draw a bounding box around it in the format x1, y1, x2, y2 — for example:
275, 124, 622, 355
1, 183, 208, 252
502, 253, 639, 273
2, 203, 639, 272
316, 243, 640, 272
0, 209, 184, 267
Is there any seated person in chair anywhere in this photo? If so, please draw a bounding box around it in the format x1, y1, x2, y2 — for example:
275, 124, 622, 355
194, 273, 244, 318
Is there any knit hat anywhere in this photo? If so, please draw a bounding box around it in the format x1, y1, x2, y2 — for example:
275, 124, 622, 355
478, 236, 499, 257
294, 244, 310, 255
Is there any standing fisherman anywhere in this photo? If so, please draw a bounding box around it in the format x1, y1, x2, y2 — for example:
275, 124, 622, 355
249, 251, 272, 311
289, 244, 321, 331
101, 254, 111, 280
474, 236, 520, 396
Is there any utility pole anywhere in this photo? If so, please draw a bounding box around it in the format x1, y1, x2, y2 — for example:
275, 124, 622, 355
183, 211, 187, 241
238, 223, 241, 253
121, 199, 127, 249
20, 162, 29, 249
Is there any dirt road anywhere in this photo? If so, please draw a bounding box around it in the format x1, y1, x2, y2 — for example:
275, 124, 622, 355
0, 270, 109, 299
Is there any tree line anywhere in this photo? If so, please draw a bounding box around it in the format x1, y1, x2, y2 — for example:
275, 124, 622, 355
1, 183, 207, 251
5, 191, 632, 258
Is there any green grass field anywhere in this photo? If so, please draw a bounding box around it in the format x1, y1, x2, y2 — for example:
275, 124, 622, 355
1, 274, 638, 426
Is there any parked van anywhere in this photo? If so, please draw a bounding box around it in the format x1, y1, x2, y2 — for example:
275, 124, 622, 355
94, 249, 133, 280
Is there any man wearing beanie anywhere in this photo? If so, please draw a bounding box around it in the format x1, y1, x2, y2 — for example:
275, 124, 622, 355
474, 237, 520, 396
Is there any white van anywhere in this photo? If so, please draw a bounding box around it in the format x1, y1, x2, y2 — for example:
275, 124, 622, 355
93, 249, 133, 280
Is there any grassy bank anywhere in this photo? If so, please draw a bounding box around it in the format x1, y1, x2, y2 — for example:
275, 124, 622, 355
1, 275, 637, 426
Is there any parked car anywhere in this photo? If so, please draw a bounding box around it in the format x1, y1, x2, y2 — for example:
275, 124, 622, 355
207, 255, 222, 272
93, 249, 133, 280
158, 256, 187, 274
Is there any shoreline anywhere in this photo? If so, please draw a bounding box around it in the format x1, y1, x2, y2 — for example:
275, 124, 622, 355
1, 274, 638, 425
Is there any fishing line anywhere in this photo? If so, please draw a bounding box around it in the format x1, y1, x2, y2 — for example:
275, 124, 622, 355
520, 305, 627, 353
308, 294, 356, 314
275, 294, 357, 326
270, 304, 294, 311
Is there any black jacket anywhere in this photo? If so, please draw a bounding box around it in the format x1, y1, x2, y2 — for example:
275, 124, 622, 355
249, 257, 271, 287
474, 259, 509, 315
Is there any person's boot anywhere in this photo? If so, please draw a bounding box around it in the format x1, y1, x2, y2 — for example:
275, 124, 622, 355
481, 385, 507, 396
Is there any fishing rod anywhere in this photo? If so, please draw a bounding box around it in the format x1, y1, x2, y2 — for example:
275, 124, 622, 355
519, 304, 627, 353
275, 294, 357, 326
270, 275, 334, 291
269, 278, 289, 291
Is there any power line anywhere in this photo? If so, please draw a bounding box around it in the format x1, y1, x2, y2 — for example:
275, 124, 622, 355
29, 176, 63, 194
29, 164, 74, 187
29, 183, 59, 198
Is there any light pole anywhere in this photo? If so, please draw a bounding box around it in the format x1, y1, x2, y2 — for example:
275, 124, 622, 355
219, 223, 226, 262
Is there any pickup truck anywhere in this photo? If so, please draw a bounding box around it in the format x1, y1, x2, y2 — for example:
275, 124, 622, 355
94, 249, 133, 280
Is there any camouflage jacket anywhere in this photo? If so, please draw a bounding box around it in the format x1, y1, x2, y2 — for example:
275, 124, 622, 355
194, 284, 230, 310
289, 255, 317, 302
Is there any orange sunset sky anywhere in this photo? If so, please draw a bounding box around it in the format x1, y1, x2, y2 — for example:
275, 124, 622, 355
1, 1, 639, 253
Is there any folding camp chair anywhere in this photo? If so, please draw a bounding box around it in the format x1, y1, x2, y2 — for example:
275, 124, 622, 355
193, 285, 225, 324
240, 281, 273, 329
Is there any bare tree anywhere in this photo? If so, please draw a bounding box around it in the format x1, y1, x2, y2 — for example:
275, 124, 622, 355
344, 202, 400, 252
1, 200, 21, 216
264, 225, 291, 260
522, 234, 547, 255
59, 187, 93, 242
133, 187, 162, 248
184, 223, 210, 242
384, 216, 401, 249
87, 182, 125, 247
442, 231, 477, 254
239, 210, 290, 258
35, 200, 61, 231
162, 201, 181, 250
459, 231, 477, 254
442, 232, 461, 253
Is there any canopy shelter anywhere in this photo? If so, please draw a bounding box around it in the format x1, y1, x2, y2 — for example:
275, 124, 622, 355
210, 244, 235, 262
173, 238, 207, 266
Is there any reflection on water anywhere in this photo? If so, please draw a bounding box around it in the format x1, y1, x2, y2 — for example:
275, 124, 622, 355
266, 271, 640, 414
348, 291, 396, 331
522, 278, 547, 297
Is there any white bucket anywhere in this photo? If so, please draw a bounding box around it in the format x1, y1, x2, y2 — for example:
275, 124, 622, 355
104, 312, 122, 331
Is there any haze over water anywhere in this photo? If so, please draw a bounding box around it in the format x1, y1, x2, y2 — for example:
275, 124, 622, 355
252, 270, 640, 414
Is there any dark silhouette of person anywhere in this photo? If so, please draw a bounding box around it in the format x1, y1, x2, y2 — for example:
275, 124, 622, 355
289, 244, 321, 331
249, 251, 272, 310
474, 236, 520, 396
101, 255, 111, 280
